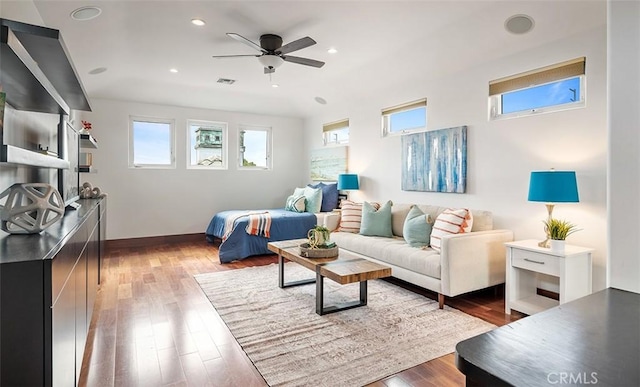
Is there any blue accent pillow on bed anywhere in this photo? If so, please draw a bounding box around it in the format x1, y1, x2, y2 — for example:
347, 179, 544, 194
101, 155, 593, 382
307, 182, 339, 212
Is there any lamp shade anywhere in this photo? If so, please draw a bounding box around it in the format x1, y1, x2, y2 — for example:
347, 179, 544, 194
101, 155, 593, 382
528, 171, 579, 203
337, 174, 359, 190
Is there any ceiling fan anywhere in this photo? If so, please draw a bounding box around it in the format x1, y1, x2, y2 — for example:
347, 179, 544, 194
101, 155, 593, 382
212, 33, 325, 74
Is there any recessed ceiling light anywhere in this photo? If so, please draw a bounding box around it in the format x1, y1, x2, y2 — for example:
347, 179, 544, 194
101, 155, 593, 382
70, 6, 102, 21
505, 14, 535, 35
169, 68, 178, 73
191, 18, 206, 26
271, 84, 279, 88
315, 97, 327, 105
88, 67, 107, 75
327, 48, 338, 54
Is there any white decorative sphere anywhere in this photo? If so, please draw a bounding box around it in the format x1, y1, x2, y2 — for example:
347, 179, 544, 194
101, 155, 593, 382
0, 183, 65, 234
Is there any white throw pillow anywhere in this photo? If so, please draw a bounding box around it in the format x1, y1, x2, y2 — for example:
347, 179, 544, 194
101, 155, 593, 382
430, 208, 473, 252
338, 200, 380, 233
285, 195, 306, 212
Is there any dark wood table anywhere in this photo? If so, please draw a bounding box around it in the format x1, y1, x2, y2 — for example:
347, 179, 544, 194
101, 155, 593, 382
455, 288, 640, 387
267, 239, 391, 315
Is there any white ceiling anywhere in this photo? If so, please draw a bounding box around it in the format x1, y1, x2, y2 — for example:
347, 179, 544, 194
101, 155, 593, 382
30, 0, 606, 118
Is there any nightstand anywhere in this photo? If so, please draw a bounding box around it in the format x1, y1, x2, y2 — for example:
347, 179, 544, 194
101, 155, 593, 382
505, 240, 593, 315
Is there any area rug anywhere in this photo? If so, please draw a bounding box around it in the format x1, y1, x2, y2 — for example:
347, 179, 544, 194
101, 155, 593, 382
194, 263, 495, 386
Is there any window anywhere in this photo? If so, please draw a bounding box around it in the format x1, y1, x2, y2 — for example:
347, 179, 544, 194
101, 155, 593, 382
239, 125, 271, 169
489, 57, 586, 120
129, 116, 175, 168
187, 120, 228, 169
323, 119, 349, 145
381, 98, 427, 136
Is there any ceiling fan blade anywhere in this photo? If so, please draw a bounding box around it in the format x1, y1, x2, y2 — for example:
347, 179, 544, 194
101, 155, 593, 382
277, 36, 316, 55
282, 55, 325, 68
212, 54, 260, 58
226, 33, 265, 53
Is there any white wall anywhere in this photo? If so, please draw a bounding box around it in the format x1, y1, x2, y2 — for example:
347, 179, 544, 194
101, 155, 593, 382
303, 25, 608, 292
607, 0, 640, 293
80, 99, 305, 240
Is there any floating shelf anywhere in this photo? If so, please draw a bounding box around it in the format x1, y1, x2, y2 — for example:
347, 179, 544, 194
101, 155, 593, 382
1, 145, 70, 169
79, 134, 97, 149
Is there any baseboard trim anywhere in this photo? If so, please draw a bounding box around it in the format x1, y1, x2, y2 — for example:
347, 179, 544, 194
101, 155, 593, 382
106, 233, 206, 250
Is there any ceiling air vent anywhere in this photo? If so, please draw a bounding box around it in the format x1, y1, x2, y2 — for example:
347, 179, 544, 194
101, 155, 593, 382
217, 78, 236, 85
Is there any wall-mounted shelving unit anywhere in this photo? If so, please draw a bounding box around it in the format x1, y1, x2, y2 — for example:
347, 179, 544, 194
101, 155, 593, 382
79, 133, 98, 173
0, 18, 91, 169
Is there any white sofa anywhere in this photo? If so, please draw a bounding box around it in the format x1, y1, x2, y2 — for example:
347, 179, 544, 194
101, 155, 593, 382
324, 203, 514, 309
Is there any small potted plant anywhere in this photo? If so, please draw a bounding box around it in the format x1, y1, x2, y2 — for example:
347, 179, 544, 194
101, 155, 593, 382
307, 225, 331, 248
543, 218, 580, 252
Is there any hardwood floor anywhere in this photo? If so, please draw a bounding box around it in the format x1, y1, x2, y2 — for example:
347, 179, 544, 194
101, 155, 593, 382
79, 238, 523, 386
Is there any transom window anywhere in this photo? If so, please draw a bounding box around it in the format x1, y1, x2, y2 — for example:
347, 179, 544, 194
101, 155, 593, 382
381, 98, 427, 136
187, 120, 228, 169
129, 116, 175, 168
239, 125, 271, 170
323, 119, 349, 145
489, 57, 586, 120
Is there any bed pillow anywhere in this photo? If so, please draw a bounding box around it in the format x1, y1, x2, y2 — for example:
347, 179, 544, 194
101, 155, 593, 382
430, 208, 473, 252
307, 182, 339, 212
303, 186, 323, 213
403, 205, 432, 247
285, 195, 306, 213
293, 187, 306, 197
360, 200, 393, 237
338, 200, 380, 233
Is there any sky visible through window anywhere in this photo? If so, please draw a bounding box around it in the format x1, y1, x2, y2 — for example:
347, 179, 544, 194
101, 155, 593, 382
389, 107, 427, 133
502, 77, 581, 114
133, 121, 172, 165
242, 129, 267, 167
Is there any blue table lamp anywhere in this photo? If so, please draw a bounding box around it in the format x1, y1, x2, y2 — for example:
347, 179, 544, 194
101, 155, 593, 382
337, 174, 359, 201
337, 174, 359, 190
528, 170, 579, 247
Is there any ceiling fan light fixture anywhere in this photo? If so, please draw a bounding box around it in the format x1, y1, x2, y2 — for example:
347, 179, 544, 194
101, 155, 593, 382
191, 18, 206, 26
258, 55, 284, 69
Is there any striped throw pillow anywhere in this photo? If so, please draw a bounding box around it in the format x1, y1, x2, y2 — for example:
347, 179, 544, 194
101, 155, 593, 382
430, 208, 473, 252
338, 200, 380, 233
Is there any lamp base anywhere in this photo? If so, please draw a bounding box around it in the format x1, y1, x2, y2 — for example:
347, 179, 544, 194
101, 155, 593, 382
538, 238, 550, 248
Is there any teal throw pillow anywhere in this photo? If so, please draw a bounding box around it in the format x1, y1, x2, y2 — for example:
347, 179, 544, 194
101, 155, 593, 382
285, 195, 306, 213
303, 186, 323, 213
360, 200, 393, 237
403, 205, 433, 247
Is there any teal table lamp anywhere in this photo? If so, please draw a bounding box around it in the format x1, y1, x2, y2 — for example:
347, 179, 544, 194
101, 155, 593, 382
528, 170, 579, 247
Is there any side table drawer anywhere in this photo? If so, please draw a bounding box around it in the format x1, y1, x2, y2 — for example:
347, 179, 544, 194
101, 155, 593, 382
511, 249, 560, 276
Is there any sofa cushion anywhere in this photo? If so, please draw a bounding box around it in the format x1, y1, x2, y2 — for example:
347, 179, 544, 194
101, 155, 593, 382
338, 200, 379, 233
403, 205, 432, 247
331, 232, 441, 279
430, 208, 473, 252
360, 200, 393, 237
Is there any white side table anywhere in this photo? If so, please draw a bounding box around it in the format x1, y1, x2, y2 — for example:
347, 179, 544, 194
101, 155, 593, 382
505, 240, 593, 315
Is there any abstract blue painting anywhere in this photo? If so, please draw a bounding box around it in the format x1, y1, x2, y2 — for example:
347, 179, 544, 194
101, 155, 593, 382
401, 126, 467, 193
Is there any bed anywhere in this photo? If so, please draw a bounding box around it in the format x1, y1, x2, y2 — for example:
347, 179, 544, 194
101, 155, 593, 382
208, 182, 341, 262
206, 209, 327, 263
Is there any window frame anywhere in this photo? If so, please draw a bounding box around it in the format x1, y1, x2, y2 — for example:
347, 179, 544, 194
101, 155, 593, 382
381, 98, 427, 137
489, 57, 586, 120
186, 119, 228, 170
238, 124, 272, 170
323, 118, 349, 145
128, 115, 176, 169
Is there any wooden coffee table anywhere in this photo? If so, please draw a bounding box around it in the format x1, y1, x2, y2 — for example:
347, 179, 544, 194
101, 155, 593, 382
267, 239, 392, 315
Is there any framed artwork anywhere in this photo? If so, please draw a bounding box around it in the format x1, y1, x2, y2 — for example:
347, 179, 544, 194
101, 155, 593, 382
401, 126, 467, 193
310, 146, 347, 181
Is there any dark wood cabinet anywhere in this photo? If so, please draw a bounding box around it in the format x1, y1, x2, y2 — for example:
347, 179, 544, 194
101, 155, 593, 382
0, 198, 106, 386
